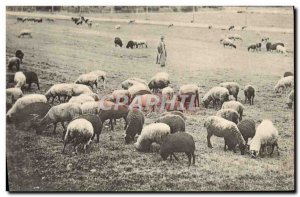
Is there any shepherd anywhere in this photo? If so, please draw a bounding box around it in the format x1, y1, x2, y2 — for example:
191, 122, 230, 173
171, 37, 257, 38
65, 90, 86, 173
156, 35, 167, 67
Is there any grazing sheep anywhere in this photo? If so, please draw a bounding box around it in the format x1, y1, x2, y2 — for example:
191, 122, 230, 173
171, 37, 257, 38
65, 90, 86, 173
178, 84, 200, 108
114, 37, 123, 47
148, 72, 170, 93
45, 83, 74, 103
244, 85, 255, 105
256, 43, 262, 51
15, 50, 24, 63
161, 111, 186, 121
221, 101, 245, 121
274, 76, 294, 93
268, 43, 285, 52
204, 116, 246, 154
89, 70, 106, 89
248, 44, 257, 51
115, 24, 121, 29
124, 109, 145, 143
237, 119, 256, 144
160, 132, 196, 166
110, 89, 130, 105
202, 87, 230, 109
284, 72, 293, 77
219, 82, 240, 101
249, 120, 279, 158
128, 84, 151, 102
286, 90, 294, 109
168, 24, 174, 28
121, 78, 147, 89
80, 101, 101, 115
132, 40, 148, 48
128, 20, 135, 24
23, 71, 40, 90
7, 94, 47, 121
228, 25, 235, 30
68, 94, 98, 104
8, 57, 21, 71
72, 84, 93, 96
276, 45, 287, 54
216, 109, 240, 124
73, 114, 103, 143
14, 71, 26, 89
6, 87, 23, 103
161, 87, 174, 100
222, 38, 236, 49
75, 73, 99, 89
18, 29, 32, 38
155, 114, 185, 133
228, 34, 242, 41
126, 41, 135, 49
134, 123, 171, 152
98, 104, 129, 130
34, 18, 42, 23
62, 119, 94, 154
32, 103, 82, 138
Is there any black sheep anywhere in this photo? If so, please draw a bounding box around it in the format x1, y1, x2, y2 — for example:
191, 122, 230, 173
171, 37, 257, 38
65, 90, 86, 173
98, 104, 129, 130
114, 37, 123, 47
125, 109, 144, 144
237, 119, 256, 144
160, 132, 196, 166
15, 50, 24, 63
126, 41, 135, 49
228, 25, 235, 31
248, 44, 257, 51
23, 71, 40, 90
266, 42, 272, 51
244, 85, 255, 105
268, 43, 285, 52
284, 72, 293, 77
256, 43, 262, 51
224, 42, 236, 49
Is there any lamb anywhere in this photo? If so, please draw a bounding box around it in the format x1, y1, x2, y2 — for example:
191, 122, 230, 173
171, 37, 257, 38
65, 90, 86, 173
204, 116, 246, 155
161, 87, 174, 100
121, 78, 147, 89
244, 85, 255, 105
148, 72, 170, 93
221, 101, 245, 121
6, 87, 23, 103
237, 119, 256, 144
114, 37, 123, 47
284, 72, 293, 77
216, 108, 240, 124
73, 114, 103, 143
126, 41, 135, 49
274, 76, 294, 93
222, 38, 236, 49
124, 108, 145, 143
68, 94, 98, 104
249, 119, 279, 158
15, 50, 24, 63
7, 94, 47, 121
134, 123, 171, 152
160, 132, 195, 166
8, 57, 21, 71
161, 111, 186, 121
88, 70, 107, 89
14, 71, 26, 89
155, 114, 185, 133
115, 24, 121, 29
75, 73, 99, 89
18, 29, 32, 38
276, 45, 287, 54
62, 119, 94, 154
286, 90, 294, 109
178, 84, 200, 108
219, 82, 240, 101
32, 103, 82, 138
202, 87, 230, 109
45, 83, 74, 103
23, 71, 40, 90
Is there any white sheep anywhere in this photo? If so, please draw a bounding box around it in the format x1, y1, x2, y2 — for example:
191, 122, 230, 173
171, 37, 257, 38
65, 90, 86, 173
7, 94, 47, 120
134, 123, 171, 152
121, 77, 147, 89
148, 72, 170, 93
202, 87, 230, 109
89, 70, 107, 89
115, 24, 121, 29
45, 83, 74, 103
274, 76, 294, 93
128, 84, 151, 102
18, 29, 32, 38
6, 87, 23, 103
204, 116, 246, 154
276, 45, 287, 54
221, 101, 245, 121
286, 90, 294, 109
75, 73, 99, 89
81, 101, 101, 114
72, 84, 93, 96
110, 89, 130, 104
219, 82, 240, 101
216, 108, 240, 124
62, 118, 94, 154
14, 71, 26, 89
249, 119, 279, 158
68, 94, 97, 104
162, 87, 174, 100
179, 84, 200, 107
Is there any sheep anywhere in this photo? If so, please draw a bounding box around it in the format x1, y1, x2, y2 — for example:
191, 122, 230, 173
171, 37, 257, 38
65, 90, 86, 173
202, 87, 230, 109
249, 120, 279, 158
23, 71, 40, 90
128, 20, 135, 24
72, 84, 93, 96
45, 83, 74, 103
221, 101, 245, 121
222, 38, 236, 49
8, 57, 21, 71
219, 82, 239, 101
161, 111, 186, 121
216, 108, 240, 124
284, 72, 293, 77
7, 94, 47, 121
75, 73, 99, 89
256, 43, 262, 51
32, 103, 82, 138
73, 114, 103, 143
62, 119, 94, 154
204, 116, 246, 154
98, 103, 129, 130
155, 114, 185, 133
88, 70, 107, 89
276, 45, 287, 54
237, 119, 256, 144
114, 37, 123, 47
124, 108, 145, 143
14, 71, 26, 89
68, 94, 98, 104
134, 123, 171, 152
115, 24, 121, 29
126, 41, 135, 49
160, 132, 196, 166
178, 84, 200, 108
121, 78, 147, 90
228, 25, 235, 30
168, 24, 174, 28
110, 89, 130, 105
34, 18, 42, 23
268, 43, 285, 52
18, 29, 32, 38
244, 85, 255, 105
81, 101, 101, 114
15, 50, 24, 63
247, 44, 257, 51
266, 42, 272, 51
6, 87, 23, 103
161, 87, 174, 100
132, 40, 148, 48
274, 76, 294, 93
14, 102, 51, 124
128, 84, 151, 102
286, 90, 294, 109
148, 72, 170, 93
227, 34, 242, 41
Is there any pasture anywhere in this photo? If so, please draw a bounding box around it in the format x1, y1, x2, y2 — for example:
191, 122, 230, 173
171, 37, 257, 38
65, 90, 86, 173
6, 8, 294, 191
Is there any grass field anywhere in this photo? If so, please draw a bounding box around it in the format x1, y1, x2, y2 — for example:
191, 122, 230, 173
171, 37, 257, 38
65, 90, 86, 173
6, 7, 294, 191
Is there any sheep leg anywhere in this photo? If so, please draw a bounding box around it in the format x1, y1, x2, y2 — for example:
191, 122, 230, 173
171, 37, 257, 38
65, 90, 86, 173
52, 123, 57, 134
186, 152, 192, 166
207, 133, 213, 148
224, 138, 227, 151
110, 119, 114, 130
192, 153, 196, 164
61, 122, 66, 131
124, 117, 128, 129
172, 153, 179, 161
96, 134, 100, 143
62, 142, 67, 153
37, 82, 40, 90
